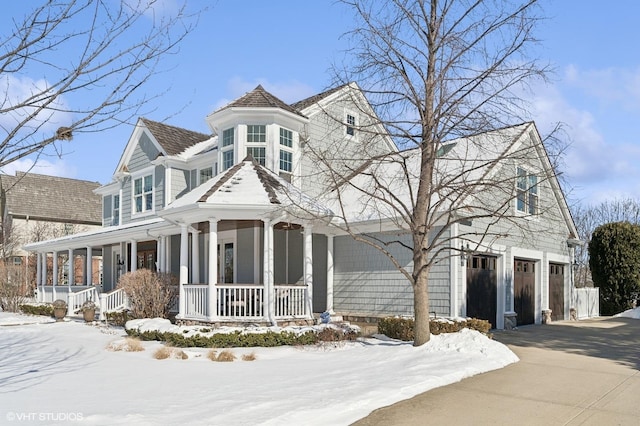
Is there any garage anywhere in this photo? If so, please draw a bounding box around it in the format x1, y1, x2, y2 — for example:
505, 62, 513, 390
514, 259, 536, 326
549, 263, 565, 321
466, 255, 497, 328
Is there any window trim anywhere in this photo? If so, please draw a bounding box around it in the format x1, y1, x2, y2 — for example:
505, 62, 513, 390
345, 111, 357, 137
516, 166, 539, 215
131, 168, 155, 217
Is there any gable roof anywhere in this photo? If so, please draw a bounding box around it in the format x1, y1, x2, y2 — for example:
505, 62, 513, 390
1, 172, 102, 224
215, 85, 307, 118
140, 118, 211, 157
290, 83, 349, 111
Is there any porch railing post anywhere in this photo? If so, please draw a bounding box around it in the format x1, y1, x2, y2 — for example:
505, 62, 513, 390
178, 224, 189, 318
208, 219, 218, 321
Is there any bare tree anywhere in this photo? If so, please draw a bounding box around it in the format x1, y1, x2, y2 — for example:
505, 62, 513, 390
0, 0, 198, 168
312, 0, 554, 345
571, 198, 640, 287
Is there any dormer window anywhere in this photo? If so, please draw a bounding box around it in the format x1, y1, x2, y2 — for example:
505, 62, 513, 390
222, 128, 234, 146
199, 167, 213, 184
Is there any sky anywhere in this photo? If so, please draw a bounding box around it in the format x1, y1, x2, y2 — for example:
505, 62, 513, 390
1, 0, 639, 207
0, 313, 518, 425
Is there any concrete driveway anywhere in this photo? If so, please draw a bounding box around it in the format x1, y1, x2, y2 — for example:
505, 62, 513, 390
353, 317, 640, 425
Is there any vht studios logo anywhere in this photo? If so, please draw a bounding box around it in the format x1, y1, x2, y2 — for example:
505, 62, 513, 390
6, 412, 84, 422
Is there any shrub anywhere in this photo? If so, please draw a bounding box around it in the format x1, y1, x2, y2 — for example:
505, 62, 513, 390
241, 352, 256, 361
106, 337, 145, 352
206, 349, 218, 361
589, 221, 640, 315
378, 317, 492, 341
117, 270, 176, 319
153, 346, 172, 360
0, 264, 30, 313
19, 303, 54, 317
215, 350, 236, 362
316, 327, 358, 342
105, 310, 132, 326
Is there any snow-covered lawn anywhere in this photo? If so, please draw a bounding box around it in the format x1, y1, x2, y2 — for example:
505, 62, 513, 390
0, 313, 517, 426
614, 306, 640, 319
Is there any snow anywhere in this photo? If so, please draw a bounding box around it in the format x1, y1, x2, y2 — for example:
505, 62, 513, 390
614, 306, 640, 319
0, 312, 518, 426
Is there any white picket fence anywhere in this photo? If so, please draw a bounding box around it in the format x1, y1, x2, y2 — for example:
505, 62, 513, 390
575, 287, 599, 319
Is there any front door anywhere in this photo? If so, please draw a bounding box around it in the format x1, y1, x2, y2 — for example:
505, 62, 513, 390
514, 259, 536, 326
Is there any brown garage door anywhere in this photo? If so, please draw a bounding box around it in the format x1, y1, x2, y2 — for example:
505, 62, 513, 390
514, 259, 535, 326
467, 255, 497, 329
549, 263, 565, 321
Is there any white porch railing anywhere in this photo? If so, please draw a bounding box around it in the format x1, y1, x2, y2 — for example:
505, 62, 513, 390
184, 284, 209, 320
67, 287, 99, 316
217, 284, 264, 319
274, 285, 307, 318
98, 288, 130, 320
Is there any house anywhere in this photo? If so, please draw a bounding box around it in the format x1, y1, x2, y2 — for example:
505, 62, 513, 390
0, 172, 102, 293
24, 83, 579, 328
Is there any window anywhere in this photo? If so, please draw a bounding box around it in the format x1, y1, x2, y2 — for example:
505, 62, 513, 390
13, 256, 22, 266
134, 174, 153, 213
516, 167, 538, 215
247, 125, 266, 143
280, 128, 293, 147
199, 167, 213, 184
346, 113, 356, 136
280, 150, 292, 173
222, 128, 234, 147
222, 150, 234, 170
113, 194, 120, 226
247, 147, 266, 166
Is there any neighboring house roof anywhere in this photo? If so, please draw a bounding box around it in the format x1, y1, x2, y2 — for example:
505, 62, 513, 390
140, 118, 211, 156
214, 85, 307, 118
290, 83, 349, 111
162, 156, 333, 221
0, 172, 102, 225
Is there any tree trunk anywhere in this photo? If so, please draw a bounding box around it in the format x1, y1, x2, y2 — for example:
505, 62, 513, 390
413, 267, 431, 346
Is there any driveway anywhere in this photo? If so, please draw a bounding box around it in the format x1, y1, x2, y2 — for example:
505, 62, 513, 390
353, 317, 640, 425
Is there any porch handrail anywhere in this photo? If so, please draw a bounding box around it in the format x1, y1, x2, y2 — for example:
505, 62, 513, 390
274, 284, 307, 318
216, 284, 264, 319
67, 287, 99, 316
98, 288, 130, 321
183, 284, 209, 319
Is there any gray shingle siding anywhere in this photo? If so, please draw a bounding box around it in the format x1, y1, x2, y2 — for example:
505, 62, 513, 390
334, 229, 451, 317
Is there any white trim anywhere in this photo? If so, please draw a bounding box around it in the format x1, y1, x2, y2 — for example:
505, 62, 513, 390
130, 166, 156, 218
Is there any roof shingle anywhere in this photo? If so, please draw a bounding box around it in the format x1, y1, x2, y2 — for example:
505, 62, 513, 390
140, 118, 211, 156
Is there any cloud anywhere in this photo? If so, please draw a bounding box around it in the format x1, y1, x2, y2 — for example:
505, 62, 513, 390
0, 158, 77, 179
563, 65, 640, 111
528, 78, 640, 204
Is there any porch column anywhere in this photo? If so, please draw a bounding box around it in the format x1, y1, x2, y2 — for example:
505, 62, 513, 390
36, 253, 43, 302
86, 246, 93, 286
178, 224, 189, 318
208, 219, 218, 321
130, 240, 137, 272
158, 237, 165, 272
67, 248, 73, 316
191, 230, 200, 284
303, 224, 313, 318
326, 234, 335, 314
263, 218, 274, 324
52, 251, 58, 300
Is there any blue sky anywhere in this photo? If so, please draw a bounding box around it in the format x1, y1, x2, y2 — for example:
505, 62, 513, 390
2, 0, 639, 207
